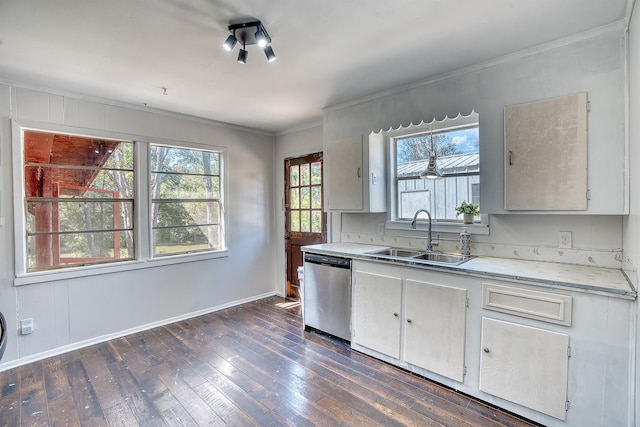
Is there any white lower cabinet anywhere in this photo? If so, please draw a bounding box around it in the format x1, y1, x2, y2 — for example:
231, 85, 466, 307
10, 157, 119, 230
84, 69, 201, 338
480, 317, 570, 421
352, 264, 467, 382
352, 270, 402, 359
404, 279, 467, 382
349, 259, 633, 426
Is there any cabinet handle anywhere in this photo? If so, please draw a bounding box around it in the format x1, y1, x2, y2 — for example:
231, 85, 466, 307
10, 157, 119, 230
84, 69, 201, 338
483, 347, 490, 353
508, 150, 513, 166
407, 319, 412, 323
393, 312, 399, 317
357, 167, 361, 178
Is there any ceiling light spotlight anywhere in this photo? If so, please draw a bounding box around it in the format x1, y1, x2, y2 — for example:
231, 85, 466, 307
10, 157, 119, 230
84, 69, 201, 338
237, 47, 248, 64
264, 46, 276, 62
224, 19, 274, 63
255, 28, 267, 47
223, 33, 237, 52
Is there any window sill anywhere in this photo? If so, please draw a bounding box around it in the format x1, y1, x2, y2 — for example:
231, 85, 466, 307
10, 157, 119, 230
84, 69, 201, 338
14, 249, 229, 286
385, 219, 489, 235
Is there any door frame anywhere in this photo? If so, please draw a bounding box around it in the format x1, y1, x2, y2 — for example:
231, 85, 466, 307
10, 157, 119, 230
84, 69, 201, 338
284, 152, 326, 299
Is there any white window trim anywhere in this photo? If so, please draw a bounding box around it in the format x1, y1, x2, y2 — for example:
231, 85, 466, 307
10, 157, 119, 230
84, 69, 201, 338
11, 119, 228, 286
382, 115, 489, 236
148, 141, 226, 258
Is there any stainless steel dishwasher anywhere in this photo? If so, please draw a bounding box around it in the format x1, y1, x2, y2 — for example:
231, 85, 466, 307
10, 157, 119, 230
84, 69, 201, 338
303, 253, 352, 341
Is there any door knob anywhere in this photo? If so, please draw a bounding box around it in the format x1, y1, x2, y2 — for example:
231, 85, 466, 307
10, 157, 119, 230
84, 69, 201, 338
393, 312, 399, 317
407, 319, 412, 323
483, 348, 490, 353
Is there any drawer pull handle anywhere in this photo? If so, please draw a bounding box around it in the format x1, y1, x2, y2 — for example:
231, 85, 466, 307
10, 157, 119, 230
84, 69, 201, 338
484, 347, 490, 353
407, 319, 412, 323
393, 312, 399, 317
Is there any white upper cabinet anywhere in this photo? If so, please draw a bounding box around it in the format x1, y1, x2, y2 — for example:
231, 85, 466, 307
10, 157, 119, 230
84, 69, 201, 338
325, 134, 386, 212
504, 92, 588, 211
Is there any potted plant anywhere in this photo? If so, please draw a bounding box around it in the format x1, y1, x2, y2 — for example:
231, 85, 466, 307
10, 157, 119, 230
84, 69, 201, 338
455, 201, 480, 224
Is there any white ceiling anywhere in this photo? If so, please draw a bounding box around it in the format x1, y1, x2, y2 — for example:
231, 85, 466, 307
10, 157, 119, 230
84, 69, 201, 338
0, 0, 630, 134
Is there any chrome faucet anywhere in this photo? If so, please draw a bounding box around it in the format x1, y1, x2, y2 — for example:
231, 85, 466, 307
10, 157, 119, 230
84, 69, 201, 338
411, 209, 438, 252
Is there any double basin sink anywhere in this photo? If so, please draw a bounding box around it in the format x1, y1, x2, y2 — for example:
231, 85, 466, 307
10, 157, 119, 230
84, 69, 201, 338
364, 248, 472, 266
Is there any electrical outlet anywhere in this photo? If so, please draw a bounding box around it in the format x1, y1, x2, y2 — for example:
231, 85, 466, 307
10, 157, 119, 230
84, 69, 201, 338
21, 318, 34, 335
559, 231, 572, 249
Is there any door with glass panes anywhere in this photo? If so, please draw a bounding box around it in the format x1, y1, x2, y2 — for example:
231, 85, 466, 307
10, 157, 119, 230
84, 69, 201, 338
284, 153, 326, 300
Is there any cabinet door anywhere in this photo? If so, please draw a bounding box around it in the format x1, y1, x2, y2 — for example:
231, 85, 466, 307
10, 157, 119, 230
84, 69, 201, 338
326, 136, 363, 210
404, 279, 467, 382
352, 270, 402, 359
480, 317, 569, 420
504, 92, 588, 211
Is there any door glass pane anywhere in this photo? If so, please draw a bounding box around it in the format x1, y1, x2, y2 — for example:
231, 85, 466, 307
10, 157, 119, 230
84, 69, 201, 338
291, 188, 299, 209
312, 210, 322, 233
311, 162, 322, 185
300, 210, 310, 232
300, 163, 310, 186
291, 210, 300, 232
300, 187, 310, 209
311, 186, 321, 209
290, 165, 299, 187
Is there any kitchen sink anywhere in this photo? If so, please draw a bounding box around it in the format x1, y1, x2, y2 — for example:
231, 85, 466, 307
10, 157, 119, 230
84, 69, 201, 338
365, 248, 472, 266
366, 248, 423, 258
412, 252, 469, 265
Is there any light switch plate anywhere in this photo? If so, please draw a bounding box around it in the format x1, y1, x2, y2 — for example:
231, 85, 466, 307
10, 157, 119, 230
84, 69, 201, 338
559, 231, 572, 249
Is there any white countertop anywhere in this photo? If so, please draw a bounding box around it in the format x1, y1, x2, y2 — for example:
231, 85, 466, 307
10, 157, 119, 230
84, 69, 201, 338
302, 243, 636, 299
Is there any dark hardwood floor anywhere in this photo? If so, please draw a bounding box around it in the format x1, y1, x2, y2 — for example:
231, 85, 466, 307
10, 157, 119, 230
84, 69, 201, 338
0, 296, 540, 426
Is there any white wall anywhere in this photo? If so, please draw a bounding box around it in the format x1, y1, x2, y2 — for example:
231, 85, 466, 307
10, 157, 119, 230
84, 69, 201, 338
273, 125, 323, 295
624, 2, 640, 425
325, 27, 628, 266
0, 85, 277, 369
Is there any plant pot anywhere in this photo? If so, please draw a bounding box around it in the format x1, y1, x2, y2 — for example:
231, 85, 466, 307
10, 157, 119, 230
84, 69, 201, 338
463, 213, 474, 224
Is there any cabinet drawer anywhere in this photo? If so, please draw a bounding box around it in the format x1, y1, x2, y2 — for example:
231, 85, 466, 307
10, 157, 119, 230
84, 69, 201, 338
482, 283, 572, 326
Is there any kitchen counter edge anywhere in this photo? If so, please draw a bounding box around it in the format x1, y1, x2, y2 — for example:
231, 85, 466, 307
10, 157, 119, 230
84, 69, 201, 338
301, 243, 636, 300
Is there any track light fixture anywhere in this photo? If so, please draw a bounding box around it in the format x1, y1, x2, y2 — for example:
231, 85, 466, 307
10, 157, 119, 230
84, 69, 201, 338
264, 46, 276, 62
254, 28, 267, 47
223, 19, 276, 64
238, 42, 248, 64
223, 32, 237, 52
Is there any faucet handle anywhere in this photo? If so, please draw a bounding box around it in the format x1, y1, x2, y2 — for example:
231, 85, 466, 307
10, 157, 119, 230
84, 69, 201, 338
432, 234, 440, 246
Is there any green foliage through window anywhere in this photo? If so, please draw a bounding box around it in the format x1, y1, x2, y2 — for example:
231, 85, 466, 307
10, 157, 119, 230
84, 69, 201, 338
151, 145, 223, 256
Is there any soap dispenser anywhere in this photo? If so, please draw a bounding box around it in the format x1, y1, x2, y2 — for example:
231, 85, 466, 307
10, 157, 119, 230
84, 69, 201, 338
460, 227, 471, 257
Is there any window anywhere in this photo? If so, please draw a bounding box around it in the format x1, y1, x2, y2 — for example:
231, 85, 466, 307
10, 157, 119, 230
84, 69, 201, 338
393, 117, 479, 222
15, 122, 227, 278
288, 158, 323, 233
22, 129, 135, 272
151, 144, 224, 256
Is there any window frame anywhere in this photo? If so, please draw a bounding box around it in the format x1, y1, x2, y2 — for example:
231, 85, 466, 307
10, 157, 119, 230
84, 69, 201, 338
149, 142, 226, 258
383, 117, 489, 235
12, 120, 228, 286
